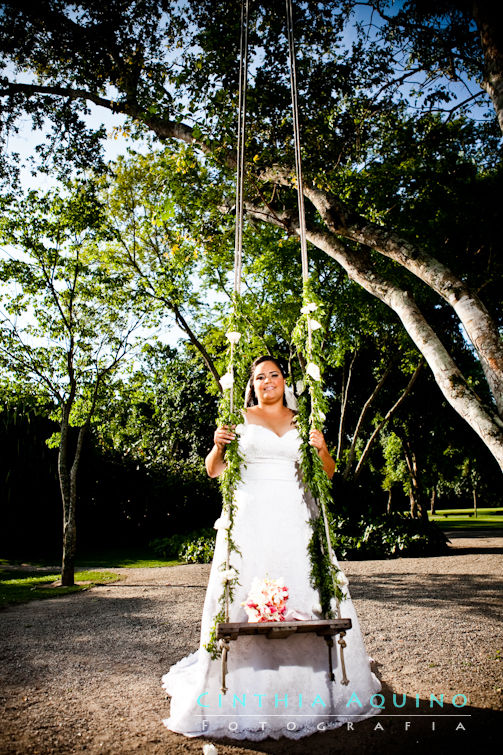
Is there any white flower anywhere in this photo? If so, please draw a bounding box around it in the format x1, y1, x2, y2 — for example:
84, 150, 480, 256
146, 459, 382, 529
214, 511, 231, 530
335, 570, 349, 587
203, 745, 218, 755
226, 331, 241, 344
300, 302, 318, 314
317, 410, 326, 421
308, 319, 322, 330
234, 422, 244, 435
219, 372, 234, 390
296, 379, 305, 395
221, 568, 238, 584
306, 362, 321, 381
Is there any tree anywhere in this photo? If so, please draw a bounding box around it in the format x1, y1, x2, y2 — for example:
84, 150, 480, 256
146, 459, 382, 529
0, 0, 501, 469
0, 184, 142, 584
97, 152, 225, 390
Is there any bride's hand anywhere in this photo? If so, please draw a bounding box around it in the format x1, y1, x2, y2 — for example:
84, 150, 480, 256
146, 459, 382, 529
309, 428, 328, 452
214, 424, 236, 451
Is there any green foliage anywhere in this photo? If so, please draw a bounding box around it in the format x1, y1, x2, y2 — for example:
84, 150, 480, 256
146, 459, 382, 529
180, 537, 216, 564
96, 344, 217, 472
0, 183, 142, 421
150, 528, 216, 563
381, 432, 410, 494
330, 512, 449, 560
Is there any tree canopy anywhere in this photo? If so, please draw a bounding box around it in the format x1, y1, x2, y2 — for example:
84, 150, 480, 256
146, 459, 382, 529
0, 0, 501, 564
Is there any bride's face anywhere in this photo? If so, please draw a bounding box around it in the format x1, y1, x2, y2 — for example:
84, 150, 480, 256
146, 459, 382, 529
252, 361, 285, 405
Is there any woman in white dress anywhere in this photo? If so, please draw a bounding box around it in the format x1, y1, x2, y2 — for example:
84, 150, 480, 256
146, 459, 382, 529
162, 356, 381, 741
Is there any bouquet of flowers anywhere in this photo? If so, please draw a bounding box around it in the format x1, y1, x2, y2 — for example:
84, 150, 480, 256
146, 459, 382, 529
241, 576, 289, 622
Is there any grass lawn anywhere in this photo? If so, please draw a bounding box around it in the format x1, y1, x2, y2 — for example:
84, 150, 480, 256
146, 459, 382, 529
0, 568, 121, 609
1, 548, 180, 570
75, 549, 180, 569
429, 507, 503, 531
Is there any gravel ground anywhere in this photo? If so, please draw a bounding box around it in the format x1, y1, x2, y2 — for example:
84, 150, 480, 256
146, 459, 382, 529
0, 532, 502, 755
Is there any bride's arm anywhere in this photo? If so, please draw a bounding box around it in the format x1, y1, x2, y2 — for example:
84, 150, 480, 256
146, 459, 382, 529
309, 429, 336, 479
205, 424, 235, 478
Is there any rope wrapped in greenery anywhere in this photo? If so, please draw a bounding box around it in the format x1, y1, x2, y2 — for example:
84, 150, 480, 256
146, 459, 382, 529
204, 289, 346, 659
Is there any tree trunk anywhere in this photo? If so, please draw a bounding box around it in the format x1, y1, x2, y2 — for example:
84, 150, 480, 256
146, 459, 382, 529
59, 399, 87, 587
59, 408, 74, 587
343, 363, 391, 479
409, 491, 418, 519
473, 0, 503, 135
401, 434, 429, 522
387, 487, 393, 515
337, 350, 357, 460
430, 486, 437, 516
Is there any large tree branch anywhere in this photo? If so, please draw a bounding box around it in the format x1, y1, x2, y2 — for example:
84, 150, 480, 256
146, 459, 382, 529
246, 202, 503, 469
258, 166, 503, 417
0, 80, 206, 148
172, 303, 223, 392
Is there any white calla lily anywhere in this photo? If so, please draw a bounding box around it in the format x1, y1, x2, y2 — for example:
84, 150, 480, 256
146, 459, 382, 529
214, 511, 231, 530
226, 331, 241, 344
221, 568, 238, 584
219, 372, 234, 390
308, 318, 322, 330
306, 362, 321, 381
335, 570, 349, 587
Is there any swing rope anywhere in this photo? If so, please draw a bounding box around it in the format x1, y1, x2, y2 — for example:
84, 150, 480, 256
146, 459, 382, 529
229, 0, 249, 418
223, 0, 249, 635
233, 0, 249, 302
285, 0, 310, 333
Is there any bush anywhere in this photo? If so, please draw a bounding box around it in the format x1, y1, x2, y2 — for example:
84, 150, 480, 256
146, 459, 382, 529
150, 528, 216, 563
331, 511, 448, 559
180, 536, 215, 564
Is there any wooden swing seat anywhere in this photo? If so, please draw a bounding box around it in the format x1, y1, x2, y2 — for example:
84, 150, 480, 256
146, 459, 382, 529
215, 619, 352, 692
216, 618, 351, 640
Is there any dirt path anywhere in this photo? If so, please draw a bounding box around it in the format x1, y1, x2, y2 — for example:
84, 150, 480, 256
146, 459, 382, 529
1, 534, 502, 754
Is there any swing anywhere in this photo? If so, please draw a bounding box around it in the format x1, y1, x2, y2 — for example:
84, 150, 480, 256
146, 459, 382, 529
215, 0, 352, 694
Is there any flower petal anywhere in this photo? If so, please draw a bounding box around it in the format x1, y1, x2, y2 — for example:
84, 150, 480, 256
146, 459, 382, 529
219, 372, 234, 390
306, 362, 321, 381
226, 331, 241, 344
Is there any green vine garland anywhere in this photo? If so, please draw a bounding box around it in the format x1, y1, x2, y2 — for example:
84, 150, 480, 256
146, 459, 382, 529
204, 287, 346, 659
292, 280, 347, 615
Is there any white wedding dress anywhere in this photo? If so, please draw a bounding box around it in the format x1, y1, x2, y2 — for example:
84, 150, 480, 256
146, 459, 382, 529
162, 418, 381, 740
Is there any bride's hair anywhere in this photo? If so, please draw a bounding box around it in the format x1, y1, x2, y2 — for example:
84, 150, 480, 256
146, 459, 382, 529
246, 355, 288, 407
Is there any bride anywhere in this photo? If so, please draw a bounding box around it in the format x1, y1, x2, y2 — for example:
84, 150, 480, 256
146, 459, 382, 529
162, 355, 381, 741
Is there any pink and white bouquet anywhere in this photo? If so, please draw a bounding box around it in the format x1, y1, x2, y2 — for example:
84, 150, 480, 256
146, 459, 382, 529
242, 576, 289, 623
